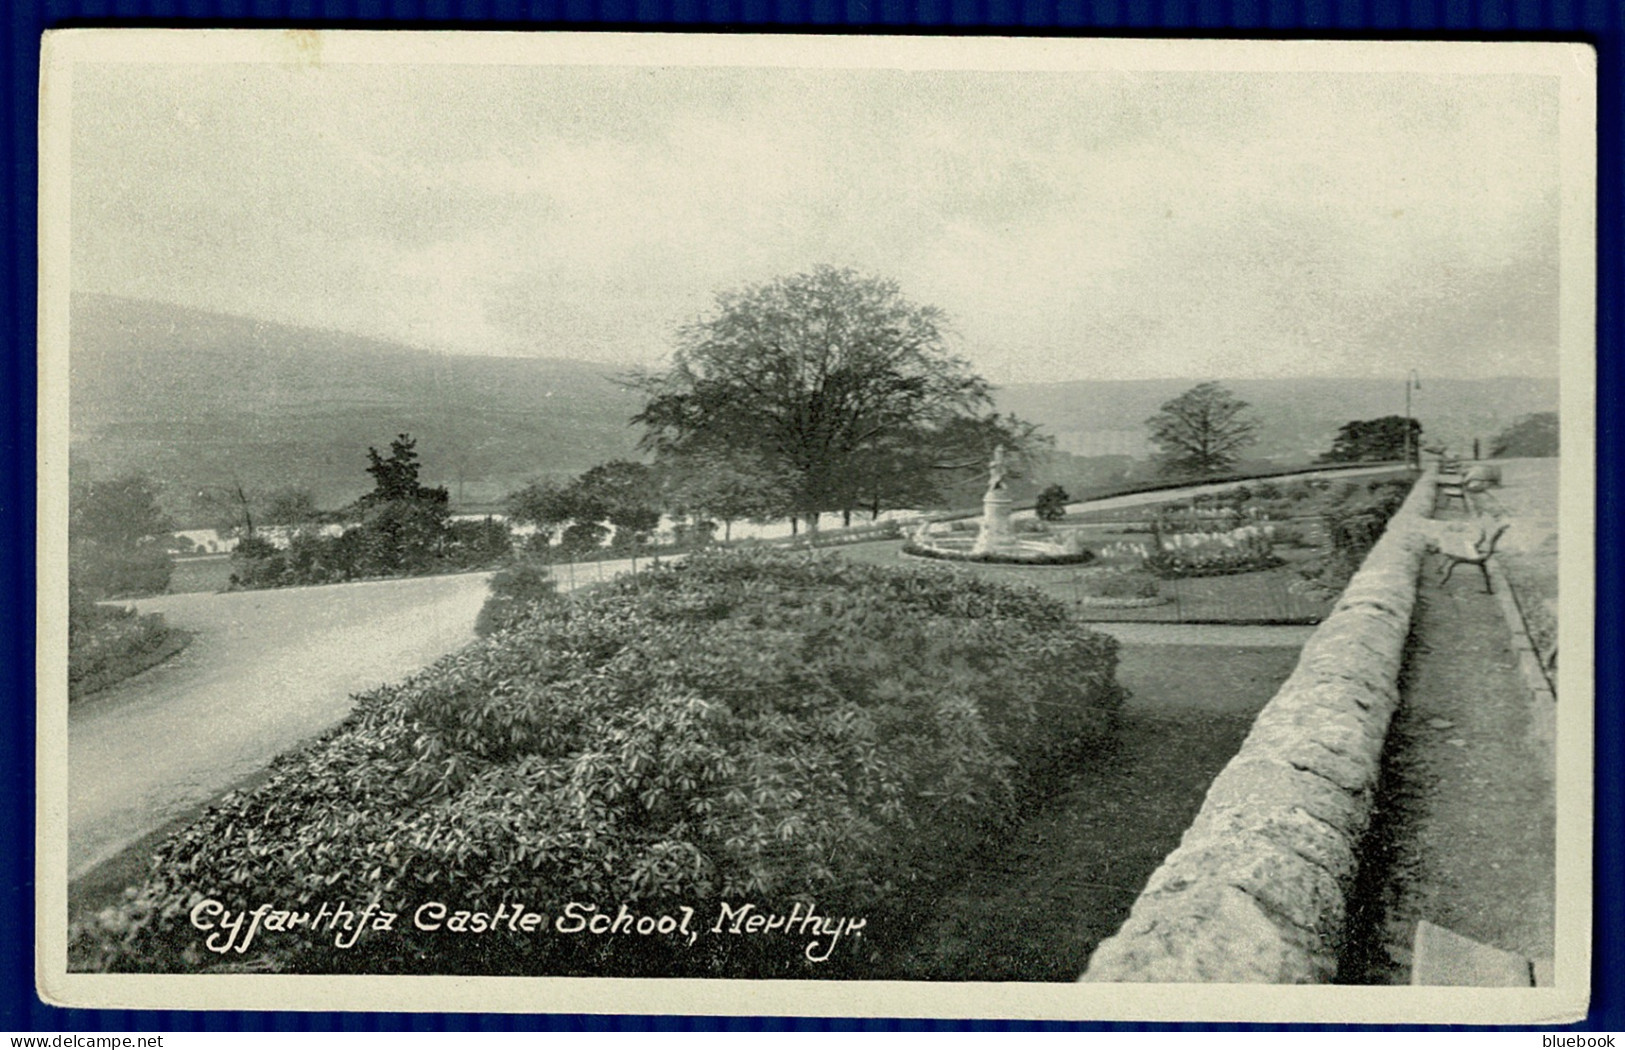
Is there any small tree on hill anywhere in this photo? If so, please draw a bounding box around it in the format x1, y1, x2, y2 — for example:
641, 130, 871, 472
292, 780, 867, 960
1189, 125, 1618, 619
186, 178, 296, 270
1318, 416, 1422, 464
573, 461, 662, 549
1145, 382, 1260, 478
353, 435, 449, 572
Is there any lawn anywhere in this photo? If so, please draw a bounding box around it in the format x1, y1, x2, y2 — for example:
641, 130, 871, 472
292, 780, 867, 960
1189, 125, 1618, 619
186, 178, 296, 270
881, 642, 1303, 980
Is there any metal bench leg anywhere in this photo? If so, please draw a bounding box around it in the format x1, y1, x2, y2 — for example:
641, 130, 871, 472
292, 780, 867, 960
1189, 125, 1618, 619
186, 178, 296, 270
1479, 561, 1493, 594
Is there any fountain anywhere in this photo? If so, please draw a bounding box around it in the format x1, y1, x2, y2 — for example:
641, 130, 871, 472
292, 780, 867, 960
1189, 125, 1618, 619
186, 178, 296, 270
971, 445, 1019, 555
901, 445, 1093, 566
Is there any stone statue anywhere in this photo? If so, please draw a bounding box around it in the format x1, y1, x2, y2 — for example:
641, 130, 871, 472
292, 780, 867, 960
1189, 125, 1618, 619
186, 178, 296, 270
987, 445, 1007, 491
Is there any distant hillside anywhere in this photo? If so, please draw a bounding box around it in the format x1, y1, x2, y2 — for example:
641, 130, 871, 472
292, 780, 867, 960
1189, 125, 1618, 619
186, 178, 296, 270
69, 295, 648, 518
68, 296, 1562, 523
994, 376, 1560, 465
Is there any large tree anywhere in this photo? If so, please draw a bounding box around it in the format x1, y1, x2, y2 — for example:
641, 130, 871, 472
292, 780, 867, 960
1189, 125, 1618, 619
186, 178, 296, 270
1145, 382, 1261, 478
1318, 415, 1423, 464
573, 460, 662, 549
630, 266, 1035, 529
71, 473, 173, 549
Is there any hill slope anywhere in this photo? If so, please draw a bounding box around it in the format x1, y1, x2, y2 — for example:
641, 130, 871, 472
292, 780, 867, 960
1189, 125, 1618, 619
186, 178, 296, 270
69, 295, 648, 514
68, 296, 1561, 519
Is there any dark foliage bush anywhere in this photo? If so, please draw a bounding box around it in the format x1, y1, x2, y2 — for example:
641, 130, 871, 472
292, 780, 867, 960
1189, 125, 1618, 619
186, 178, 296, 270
1490, 411, 1558, 458
474, 558, 564, 637
443, 517, 513, 569
67, 588, 189, 701
1034, 484, 1070, 522
1324, 479, 1412, 557
229, 506, 510, 590
1297, 477, 1414, 593
559, 520, 610, 554
72, 549, 1125, 978
73, 543, 174, 600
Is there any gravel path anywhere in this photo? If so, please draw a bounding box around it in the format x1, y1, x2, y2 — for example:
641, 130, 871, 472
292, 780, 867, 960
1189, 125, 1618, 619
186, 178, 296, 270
1340, 487, 1557, 984
67, 560, 646, 881
1019, 464, 1405, 521
1473, 459, 1560, 669
1088, 622, 1315, 648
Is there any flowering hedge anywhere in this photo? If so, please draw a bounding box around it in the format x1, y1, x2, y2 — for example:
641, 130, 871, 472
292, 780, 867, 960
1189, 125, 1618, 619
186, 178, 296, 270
72, 548, 1125, 978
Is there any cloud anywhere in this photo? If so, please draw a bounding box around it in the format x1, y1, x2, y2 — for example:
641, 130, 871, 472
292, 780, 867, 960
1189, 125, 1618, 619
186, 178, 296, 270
67, 61, 1562, 381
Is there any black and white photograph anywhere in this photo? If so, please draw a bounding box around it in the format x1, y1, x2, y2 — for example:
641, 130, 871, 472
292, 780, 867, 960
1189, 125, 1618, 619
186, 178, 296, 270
37, 32, 1594, 1021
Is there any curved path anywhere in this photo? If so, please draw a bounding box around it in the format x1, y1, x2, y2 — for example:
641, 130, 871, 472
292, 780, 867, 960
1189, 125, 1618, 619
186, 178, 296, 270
67, 558, 648, 881
1031, 464, 1405, 521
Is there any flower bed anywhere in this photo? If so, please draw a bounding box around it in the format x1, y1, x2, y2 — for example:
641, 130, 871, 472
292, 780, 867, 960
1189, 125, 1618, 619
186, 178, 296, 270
1141, 524, 1282, 579
900, 541, 1097, 567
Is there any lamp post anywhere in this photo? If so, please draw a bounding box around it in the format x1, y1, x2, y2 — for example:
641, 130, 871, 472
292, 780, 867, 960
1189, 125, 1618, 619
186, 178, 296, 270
1404, 370, 1421, 471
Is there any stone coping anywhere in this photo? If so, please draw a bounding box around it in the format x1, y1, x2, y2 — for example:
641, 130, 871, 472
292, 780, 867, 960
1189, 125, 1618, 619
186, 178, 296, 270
1080, 470, 1437, 983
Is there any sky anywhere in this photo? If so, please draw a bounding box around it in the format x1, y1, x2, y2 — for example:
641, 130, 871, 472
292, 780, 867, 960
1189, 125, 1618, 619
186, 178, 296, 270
67, 46, 1566, 384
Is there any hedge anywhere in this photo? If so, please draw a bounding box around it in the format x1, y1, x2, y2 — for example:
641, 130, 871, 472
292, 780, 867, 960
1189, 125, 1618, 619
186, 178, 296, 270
73, 548, 1126, 978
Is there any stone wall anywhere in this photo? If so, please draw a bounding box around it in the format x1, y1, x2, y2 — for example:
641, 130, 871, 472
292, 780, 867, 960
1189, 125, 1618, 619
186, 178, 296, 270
1080, 471, 1438, 983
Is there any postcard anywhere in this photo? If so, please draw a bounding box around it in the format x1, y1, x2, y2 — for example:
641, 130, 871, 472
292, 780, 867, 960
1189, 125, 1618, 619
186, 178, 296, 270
36, 30, 1594, 1022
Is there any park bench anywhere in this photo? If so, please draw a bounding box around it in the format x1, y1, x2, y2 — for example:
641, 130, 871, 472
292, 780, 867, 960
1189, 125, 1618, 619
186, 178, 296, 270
1438, 519, 1511, 594
1434, 472, 1486, 513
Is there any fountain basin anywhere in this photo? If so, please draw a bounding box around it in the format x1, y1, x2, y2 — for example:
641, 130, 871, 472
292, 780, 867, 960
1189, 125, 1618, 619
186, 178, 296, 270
901, 537, 1097, 567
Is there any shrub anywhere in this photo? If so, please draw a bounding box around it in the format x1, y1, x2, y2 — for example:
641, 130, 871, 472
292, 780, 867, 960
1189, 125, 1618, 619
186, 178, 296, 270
1490, 411, 1558, 458
1297, 477, 1414, 594
443, 517, 513, 570
67, 591, 189, 701
474, 558, 564, 637
1324, 479, 1411, 557
72, 543, 174, 600
71, 549, 1125, 978
1034, 484, 1070, 522
228, 534, 289, 589
560, 520, 609, 554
